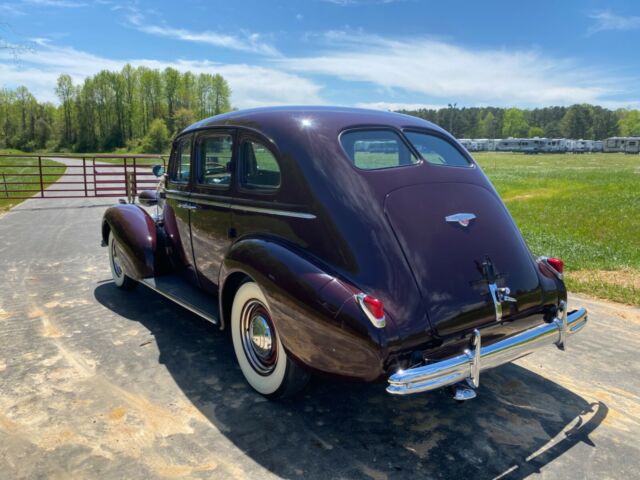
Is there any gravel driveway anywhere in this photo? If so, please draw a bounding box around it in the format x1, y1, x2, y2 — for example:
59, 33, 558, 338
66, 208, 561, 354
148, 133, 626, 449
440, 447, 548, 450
0, 178, 638, 479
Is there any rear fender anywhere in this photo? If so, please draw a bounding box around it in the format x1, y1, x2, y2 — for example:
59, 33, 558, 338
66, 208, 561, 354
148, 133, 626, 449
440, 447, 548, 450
220, 237, 385, 381
102, 204, 159, 280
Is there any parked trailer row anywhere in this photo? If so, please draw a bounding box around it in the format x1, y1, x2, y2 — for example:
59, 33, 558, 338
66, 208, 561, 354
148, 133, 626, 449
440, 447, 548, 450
457, 137, 640, 153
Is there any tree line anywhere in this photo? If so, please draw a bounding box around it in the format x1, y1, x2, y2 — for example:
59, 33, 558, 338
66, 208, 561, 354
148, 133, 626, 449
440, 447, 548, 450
2, 65, 640, 154
0, 65, 232, 153
399, 104, 640, 140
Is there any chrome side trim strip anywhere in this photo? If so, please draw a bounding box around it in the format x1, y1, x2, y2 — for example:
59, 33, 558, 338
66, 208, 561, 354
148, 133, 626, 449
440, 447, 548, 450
140, 278, 219, 326
165, 190, 316, 220
387, 307, 588, 396
165, 190, 190, 201
230, 204, 316, 219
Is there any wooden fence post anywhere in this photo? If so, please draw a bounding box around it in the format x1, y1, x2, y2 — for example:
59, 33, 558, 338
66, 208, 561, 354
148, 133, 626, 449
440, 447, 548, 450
38, 156, 44, 197
1, 173, 8, 198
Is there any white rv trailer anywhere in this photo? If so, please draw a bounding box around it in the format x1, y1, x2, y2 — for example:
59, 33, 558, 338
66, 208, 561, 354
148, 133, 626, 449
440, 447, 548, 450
473, 139, 491, 151
563, 139, 576, 152
572, 140, 589, 153
496, 138, 521, 152
517, 138, 547, 153
625, 138, 640, 154
544, 139, 569, 153
458, 139, 473, 151
604, 137, 627, 153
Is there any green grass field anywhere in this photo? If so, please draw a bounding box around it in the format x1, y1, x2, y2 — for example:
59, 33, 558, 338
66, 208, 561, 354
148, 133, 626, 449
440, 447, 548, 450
0, 157, 67, 213
475, 152, 640, 305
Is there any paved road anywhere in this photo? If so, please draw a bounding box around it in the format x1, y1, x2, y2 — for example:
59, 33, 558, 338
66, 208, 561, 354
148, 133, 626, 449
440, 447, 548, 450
0, 185, 638, 479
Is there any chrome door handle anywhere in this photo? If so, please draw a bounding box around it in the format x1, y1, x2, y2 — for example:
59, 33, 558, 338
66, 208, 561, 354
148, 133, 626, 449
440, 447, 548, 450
178, 202, 198, 210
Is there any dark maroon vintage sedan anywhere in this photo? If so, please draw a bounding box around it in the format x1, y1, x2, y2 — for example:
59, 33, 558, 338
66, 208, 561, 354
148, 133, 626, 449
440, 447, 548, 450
101, 107, 587, 400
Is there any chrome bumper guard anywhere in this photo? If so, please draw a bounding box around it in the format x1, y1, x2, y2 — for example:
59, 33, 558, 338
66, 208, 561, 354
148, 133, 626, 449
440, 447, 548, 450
387, 304, 588, 395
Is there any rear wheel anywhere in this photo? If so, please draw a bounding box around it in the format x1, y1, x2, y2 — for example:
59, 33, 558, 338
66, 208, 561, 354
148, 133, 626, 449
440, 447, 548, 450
231, 281, 309, 398
108, 232, 137, 290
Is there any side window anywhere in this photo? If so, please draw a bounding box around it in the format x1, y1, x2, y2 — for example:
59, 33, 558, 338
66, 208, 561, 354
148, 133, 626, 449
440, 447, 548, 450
198, 134, 233, 187
171, 136, 192, 182
240, 140, 281, 190
403, 131, 471, 167
340, 129, 419, 170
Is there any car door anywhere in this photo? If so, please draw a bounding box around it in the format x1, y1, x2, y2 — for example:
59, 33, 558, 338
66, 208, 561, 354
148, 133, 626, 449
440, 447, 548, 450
189, 129, 235, 293
164, 134, 197, 281
230, 131, 284, 241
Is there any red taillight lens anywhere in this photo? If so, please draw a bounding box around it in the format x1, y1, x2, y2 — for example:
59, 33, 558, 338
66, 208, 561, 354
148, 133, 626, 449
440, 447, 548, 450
363, 295, 384, 319
356, 293, 386, 328
547, 257, 564, 274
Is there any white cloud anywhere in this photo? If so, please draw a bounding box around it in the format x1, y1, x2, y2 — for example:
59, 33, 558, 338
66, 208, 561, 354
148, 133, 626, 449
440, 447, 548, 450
588, 10, 640, 34
126, 12, 280, 57
0, 39, 324, 107
1, 29, 637, 111
355, 101, 447, 111
22, 0, 87, 7
321, 0, 404, 5
278, 31, 626, 107
0, 3, 26, 15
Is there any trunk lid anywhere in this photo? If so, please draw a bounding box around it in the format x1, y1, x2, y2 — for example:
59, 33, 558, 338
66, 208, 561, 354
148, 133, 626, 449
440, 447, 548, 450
384, 182, 542, 337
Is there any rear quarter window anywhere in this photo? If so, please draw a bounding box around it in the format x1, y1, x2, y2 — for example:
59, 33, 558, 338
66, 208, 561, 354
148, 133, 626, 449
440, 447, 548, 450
403, 131, 471, 167
340, 129, 420, 170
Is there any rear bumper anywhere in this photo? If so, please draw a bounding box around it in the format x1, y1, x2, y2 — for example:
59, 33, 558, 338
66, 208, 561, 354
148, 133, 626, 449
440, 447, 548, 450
387, 304, 588, 395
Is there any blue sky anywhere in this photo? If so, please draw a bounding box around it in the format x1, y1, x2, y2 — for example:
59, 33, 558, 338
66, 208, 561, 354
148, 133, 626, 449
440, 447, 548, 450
1, 0, 639, 110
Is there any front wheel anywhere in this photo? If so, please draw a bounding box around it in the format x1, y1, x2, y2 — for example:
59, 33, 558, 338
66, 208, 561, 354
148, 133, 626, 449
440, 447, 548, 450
108, 232, 137, 290
231, 281, 309, 399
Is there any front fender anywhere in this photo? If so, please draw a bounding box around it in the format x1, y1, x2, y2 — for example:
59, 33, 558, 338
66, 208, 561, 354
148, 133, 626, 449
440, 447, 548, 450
220, 237, 386, 382
102, 204, 158, 280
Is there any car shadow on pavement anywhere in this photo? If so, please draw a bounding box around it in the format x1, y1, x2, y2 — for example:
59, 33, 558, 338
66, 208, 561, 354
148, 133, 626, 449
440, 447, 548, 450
95, 282, 607, 480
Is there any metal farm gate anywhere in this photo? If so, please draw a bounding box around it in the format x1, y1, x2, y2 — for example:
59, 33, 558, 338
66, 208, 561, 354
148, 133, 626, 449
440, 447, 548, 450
0, 154, 167, 202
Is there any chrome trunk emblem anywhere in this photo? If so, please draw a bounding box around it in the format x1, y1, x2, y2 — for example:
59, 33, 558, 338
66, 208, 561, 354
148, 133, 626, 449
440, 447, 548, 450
445, 212, 476, 227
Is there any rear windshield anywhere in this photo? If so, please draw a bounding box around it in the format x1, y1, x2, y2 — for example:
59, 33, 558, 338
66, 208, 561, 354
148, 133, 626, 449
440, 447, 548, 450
340, 129, 420, 170
403, 130, 471, 167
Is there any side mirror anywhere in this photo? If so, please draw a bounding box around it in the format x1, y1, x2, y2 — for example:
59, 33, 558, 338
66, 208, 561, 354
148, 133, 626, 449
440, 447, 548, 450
152, 164, 165, 177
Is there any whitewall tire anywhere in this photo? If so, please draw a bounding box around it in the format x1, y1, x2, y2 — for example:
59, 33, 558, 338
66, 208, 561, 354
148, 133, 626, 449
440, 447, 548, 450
108, 232, 137, 290
231, 281, 309, 398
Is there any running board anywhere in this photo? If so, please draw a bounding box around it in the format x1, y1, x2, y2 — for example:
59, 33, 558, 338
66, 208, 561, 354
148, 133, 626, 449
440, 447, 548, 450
140, 276, 220, 326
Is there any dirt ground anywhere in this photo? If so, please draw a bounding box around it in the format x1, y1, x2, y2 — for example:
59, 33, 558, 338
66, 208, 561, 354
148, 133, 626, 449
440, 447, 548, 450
0, 179, 639, 479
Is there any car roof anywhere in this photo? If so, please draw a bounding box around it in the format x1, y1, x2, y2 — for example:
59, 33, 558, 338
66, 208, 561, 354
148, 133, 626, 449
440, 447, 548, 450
180, 106, 444, 137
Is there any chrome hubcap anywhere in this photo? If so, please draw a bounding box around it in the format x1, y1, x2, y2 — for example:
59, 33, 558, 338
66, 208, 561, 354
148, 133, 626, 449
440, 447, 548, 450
250, 315, 273, 357
111, 240, 123, 277
240, 300, 277, 375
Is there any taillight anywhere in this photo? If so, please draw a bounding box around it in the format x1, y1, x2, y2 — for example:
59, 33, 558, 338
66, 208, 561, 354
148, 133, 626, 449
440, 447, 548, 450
539, 256, 564, 279
356, 293, 386, 328
547, 257, 564, 274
